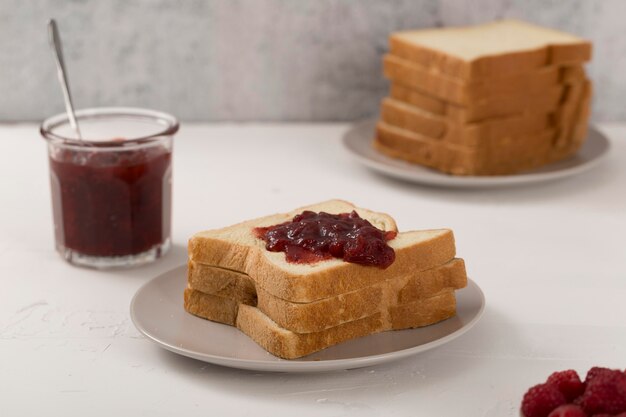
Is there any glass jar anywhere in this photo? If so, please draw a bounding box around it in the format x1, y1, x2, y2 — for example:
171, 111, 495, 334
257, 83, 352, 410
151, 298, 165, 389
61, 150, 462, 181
40, 107, 179, 268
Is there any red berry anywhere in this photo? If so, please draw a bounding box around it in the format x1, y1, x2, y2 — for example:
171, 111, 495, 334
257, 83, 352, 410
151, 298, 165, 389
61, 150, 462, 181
548, 370, 586, 401
579, 369, 626, 414
548, 405, 587, 417
522, 383, 568, 417
618, 375, 626, 396
585, 368, 615, 385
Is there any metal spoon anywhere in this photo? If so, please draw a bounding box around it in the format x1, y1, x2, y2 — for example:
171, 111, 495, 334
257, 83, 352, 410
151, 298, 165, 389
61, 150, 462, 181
47, 19, 82, 140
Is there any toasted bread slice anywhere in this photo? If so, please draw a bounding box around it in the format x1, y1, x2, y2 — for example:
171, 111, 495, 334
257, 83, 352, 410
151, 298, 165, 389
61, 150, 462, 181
187, 258, 467, 333
189, 200, 455, 302
185, 288, 457, 359
389, 82, 566, 123
389, 20, 591, 80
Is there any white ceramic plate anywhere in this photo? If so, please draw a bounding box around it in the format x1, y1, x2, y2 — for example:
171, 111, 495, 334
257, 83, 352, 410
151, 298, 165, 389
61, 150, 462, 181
130, 265, 485, 373
343, 119, 610, 188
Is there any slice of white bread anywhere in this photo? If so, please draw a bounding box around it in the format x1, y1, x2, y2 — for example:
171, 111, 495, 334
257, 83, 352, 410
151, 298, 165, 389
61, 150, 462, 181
185, 287, 457, 359
554, 79, 592, 149
375, 116, 590, 176
389, 19, 591, 80
375, 78, 592, 176
184, 288, 242, 327
189, 200, 455, 302
542, 81, 592, 163
187, 262, 258, 304
389, 82, 566, 123
187, 258, 467, 333
384, 54, 585, 105
376, 122, 556, 172
380, 97, 555, 147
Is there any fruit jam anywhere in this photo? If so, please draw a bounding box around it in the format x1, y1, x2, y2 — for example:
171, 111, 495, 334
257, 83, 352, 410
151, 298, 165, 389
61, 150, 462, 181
49, 145, 171, 258
254, 210, 397, 268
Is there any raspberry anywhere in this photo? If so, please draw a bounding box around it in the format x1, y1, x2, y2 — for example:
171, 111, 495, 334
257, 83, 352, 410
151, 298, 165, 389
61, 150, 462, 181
548, 370, 586, 401
618, 374, 626, 397
522, 383, 568, 417
579, 368, 626, 414
585, 368, 615, 385
547, 405, 587, 417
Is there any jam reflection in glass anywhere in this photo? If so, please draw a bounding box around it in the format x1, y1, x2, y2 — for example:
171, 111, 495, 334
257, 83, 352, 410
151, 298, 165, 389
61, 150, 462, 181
42, 108, 178, 268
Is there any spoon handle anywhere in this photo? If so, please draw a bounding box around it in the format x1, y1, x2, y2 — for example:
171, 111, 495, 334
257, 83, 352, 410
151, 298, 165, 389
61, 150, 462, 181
48, 19, 82, 140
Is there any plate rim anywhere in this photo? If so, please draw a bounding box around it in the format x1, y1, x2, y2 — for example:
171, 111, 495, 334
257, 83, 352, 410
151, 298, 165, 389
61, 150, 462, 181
130, 264, 486, 372
343, 119, 611, 188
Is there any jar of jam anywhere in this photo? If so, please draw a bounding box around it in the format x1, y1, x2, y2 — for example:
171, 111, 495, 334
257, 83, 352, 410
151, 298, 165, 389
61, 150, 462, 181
40, 107, 179, 268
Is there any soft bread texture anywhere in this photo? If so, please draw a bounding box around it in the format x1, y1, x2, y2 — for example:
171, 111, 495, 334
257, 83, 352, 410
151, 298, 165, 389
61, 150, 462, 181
554, 79, 592, 148
189, 200, 455, 302
375, 122, 557, 175
545, 81, 592, 161
187, 261, 257, 305
185, 200, 465, 358
389, 82, 566, 123
185, 288, 457, 359
257, 259, 464, 333
384, 54, 585, 105
389, 19, 591, 80
375, 79, 592, 176
237, 290, 456, 359
187, 258, 467, 333
380, 97, 555, 147
374, 20, 593, 176
184, 287, 241, 326
374, 115, 589, 176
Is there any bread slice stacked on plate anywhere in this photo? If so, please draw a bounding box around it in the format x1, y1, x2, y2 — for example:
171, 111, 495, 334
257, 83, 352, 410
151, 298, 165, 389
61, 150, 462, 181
374, 19, 593, 176
185, 200, 467, 359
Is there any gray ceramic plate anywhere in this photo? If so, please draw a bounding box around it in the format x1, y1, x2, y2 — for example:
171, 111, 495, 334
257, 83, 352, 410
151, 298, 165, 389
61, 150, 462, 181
130, 265, 485, 372
343, 120, 610, 188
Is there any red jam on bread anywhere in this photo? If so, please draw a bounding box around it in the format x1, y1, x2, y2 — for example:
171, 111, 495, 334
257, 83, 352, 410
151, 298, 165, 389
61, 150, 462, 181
521, 368, 626, 417
253, 210, 397, 268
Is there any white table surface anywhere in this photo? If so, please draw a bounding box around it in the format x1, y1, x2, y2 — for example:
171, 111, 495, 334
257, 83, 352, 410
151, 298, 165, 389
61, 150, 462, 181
1, 122, 625, 416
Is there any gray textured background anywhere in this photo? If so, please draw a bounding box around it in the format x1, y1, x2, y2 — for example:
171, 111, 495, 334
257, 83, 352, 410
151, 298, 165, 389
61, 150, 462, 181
1, 0, 624, 122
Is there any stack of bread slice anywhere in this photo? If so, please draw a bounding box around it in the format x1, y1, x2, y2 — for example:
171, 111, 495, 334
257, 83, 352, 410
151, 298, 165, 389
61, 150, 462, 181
374, 20, 593, 175
185, 200, 467, 359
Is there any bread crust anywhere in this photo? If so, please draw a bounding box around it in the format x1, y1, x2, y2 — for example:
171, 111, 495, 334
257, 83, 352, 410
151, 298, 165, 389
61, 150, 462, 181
185, 288, 457, 359
187, 258, 467, 333
389, 83, 566, 123
188, 261, 257, 305
374, 80, 592, 176
388, 20, 592, 80
384, 54, 584, 105
183, 287, 240, 326
238, 290, 457, 359
189, 201, 455, 302
380, 97, 556, 146
376, 123, 557, 175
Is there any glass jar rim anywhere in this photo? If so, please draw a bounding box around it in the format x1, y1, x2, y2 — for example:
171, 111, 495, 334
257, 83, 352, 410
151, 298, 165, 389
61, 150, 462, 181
40, 107, 179, 148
